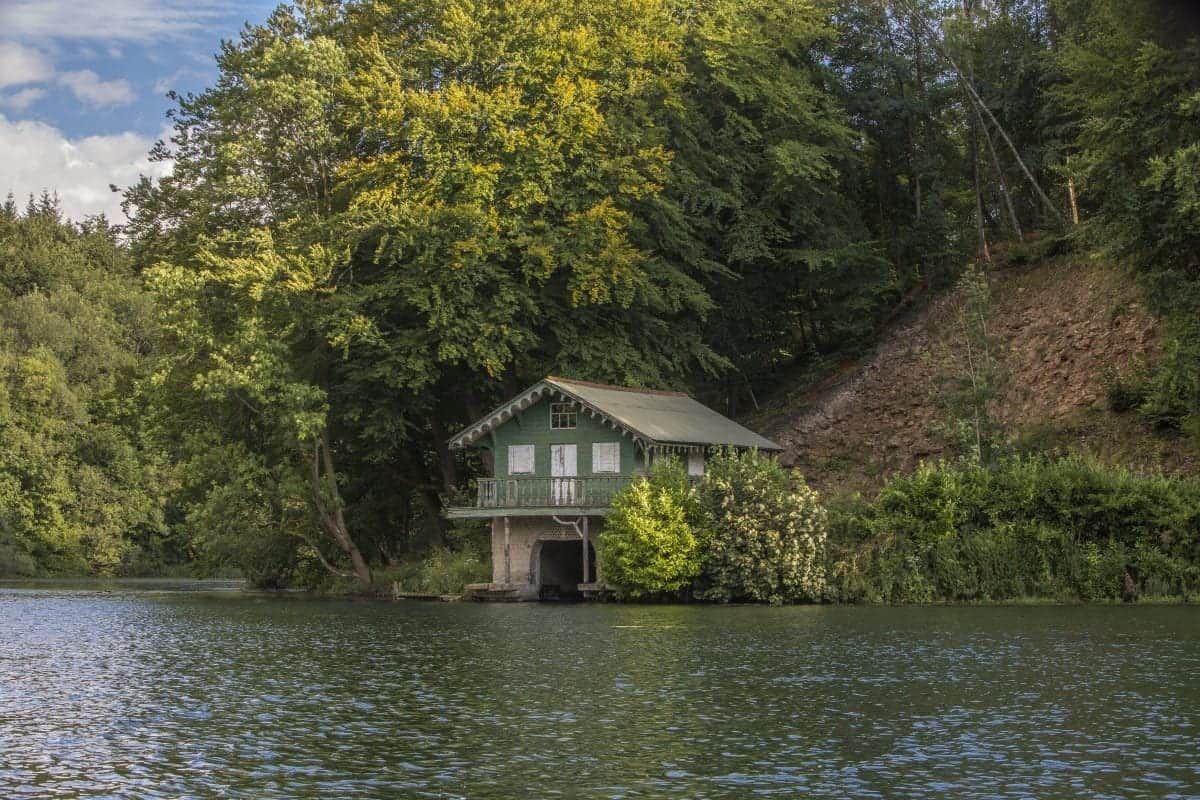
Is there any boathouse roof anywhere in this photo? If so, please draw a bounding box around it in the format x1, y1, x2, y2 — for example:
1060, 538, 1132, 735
448, 375, 781, 451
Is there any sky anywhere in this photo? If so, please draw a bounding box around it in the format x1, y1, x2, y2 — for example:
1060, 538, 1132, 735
0, 0, 278, 222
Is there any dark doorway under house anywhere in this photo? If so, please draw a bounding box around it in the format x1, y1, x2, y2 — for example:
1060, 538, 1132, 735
537, 539, 596, 600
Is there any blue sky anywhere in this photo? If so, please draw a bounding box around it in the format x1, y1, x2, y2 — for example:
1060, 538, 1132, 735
0, 0, 279, 221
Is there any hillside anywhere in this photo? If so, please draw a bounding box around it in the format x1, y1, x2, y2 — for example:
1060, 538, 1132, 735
757, 257, 1199, 493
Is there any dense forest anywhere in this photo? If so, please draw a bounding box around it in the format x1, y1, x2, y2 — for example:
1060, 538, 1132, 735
1, 0, 1197, 591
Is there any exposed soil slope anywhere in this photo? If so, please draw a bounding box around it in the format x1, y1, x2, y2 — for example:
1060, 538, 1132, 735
757, 258, 1197, 493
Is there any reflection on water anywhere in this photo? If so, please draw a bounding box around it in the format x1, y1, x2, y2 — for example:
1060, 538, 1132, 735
1, 582, 1198, 798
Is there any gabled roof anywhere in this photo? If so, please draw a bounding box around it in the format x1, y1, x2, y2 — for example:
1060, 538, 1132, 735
448, 375, 781, 451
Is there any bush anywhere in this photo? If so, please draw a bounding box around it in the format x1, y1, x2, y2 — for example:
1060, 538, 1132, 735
1104, 369, 1149, 413
827, 456, 1200, 603
695, 449, 827, 604
391, 543, 491, 596
387, 519, 490, 596
1138, 314, 1200, 433
595, 459, 704, 600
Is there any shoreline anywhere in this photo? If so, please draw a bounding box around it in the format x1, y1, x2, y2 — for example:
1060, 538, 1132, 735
2, 577, 1194, 606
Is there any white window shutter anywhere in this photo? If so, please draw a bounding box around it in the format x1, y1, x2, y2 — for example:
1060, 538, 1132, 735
508, 444, 534, 474
687, 450, 705, 477
592, 442, 619, 473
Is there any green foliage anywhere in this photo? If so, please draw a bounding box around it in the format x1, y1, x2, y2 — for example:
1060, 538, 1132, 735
0, 203, 169, 576
7, 0, 1198, 593
668, 0, 895, 395
596, 459, 704, 600
828, 457, 1200, 603
1138, 314, 1200, 437
173, 436, 304, 588
695, 449, 827, 604
390, 519, 489, 596
1054, 0, 1200, 433
390, 546, 490, 597
390, 521, 491, 597
128, 0, 735, 585
599, 451, 828, 603
1104, 366, 1150, 414
931, 264, 1007, 461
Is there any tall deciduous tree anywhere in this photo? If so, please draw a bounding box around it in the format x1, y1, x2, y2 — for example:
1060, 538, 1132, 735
130, 0, 725, 585
132, 4, 374, 584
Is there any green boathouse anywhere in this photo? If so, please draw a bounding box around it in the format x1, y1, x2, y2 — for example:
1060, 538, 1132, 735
446, 376, 780, 600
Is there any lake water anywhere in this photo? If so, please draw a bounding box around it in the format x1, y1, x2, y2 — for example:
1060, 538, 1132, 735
1, 582, 1198, 799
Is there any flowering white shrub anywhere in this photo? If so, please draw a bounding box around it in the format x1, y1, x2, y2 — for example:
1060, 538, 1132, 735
695, 449, 827, 603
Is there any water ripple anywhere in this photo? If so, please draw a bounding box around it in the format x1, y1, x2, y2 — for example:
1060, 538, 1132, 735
1, 586, 1198, 798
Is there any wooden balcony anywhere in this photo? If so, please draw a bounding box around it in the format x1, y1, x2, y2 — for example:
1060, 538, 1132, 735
446, 476, 630, 517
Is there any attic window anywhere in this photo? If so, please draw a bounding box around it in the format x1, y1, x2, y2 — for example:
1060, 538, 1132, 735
550, 402, 577, 430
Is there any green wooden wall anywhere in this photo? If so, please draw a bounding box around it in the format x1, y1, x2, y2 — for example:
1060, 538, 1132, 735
488, 397, 641, 478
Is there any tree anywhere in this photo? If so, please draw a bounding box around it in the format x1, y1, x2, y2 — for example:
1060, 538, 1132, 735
668, 0, 898, 410
134, 4, 374, 584
931, 263, 1007, 461
0, 201, 168, 575
129, 0, 726, 586
1053, 0, 1200, 435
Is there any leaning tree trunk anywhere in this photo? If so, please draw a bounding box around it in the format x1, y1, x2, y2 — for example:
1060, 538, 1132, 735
894, 0, 1065, 225
971, 132, 991, 262
978, 109, 1023, 239
308, 429, 372, 587
961, 0, 991, 262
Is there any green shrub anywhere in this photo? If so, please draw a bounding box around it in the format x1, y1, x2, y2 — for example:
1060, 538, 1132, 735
1104, 369, 1149, 413
695, 449, 827, 604
1138, 315, 1200, 433
596, 459, 704, 600
0, 531, 40, 577
826, 456, 1200, 603
391, 543, 491, 596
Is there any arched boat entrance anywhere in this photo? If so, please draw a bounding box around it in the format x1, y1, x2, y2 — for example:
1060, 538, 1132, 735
532, 533, 596, 600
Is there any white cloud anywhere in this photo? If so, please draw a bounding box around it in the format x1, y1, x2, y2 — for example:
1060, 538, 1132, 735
0, 114, 172, 222
0, 87, 47, 110
0, 41, 54, 87
153, 67, 212, 95
57, 70, 136, 107
0, 1, 237, 43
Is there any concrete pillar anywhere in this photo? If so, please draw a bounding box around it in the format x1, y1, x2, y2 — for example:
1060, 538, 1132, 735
582, 516, 590, 584
503, 515, 511, 584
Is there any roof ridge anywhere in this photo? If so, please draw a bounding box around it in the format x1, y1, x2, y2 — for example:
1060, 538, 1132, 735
545, 375, 691, 398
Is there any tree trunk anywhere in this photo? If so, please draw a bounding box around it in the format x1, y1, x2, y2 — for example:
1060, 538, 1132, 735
428, 414, 458, 491
1068, 174, 1080, 225
964, 95, 990, 257
978, 109, 1023, 238
972, 136, 991, 262
399, 448, 448, 540
308, 430, 372, 587
899, 0, 1066, 224
962, 0, 990, 262
911, 12, 926, 224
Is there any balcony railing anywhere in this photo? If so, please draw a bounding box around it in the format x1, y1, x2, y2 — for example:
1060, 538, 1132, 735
464, 476, 631, 510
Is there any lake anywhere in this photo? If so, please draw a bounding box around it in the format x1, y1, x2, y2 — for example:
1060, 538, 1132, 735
1, 582, 1198, 799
